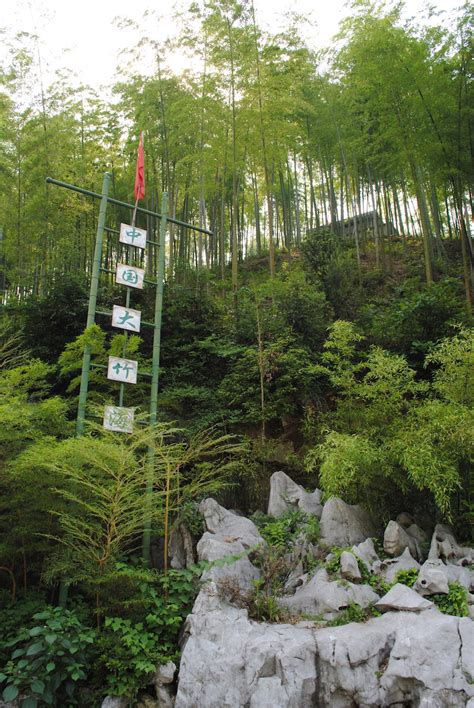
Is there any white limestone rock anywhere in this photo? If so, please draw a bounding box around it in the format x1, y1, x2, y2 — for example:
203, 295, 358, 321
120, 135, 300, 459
320, 497, 376, 547
197, 533, 260, 590
168, 523, 195, 569
374, 584, 434, 612
279, 568, 379, 617
176, 588, 318, 708
267, 471, 322, 518
199, 498, 263, 549
446, 563, 473, 592
153, 661, 176, 708
415, 560, 450, 596
176, 587, 474, 707
428, 524, 474, 564
375, 547, 421, 585
340, 550, 362, 581
383, 520, 421, 560
352, 537, 380, 570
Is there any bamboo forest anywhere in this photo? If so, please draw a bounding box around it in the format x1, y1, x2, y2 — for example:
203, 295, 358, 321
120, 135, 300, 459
0, 0, 473, 705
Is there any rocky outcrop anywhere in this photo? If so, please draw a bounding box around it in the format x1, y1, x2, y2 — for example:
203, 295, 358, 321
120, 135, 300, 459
320, 497, 376, 547
429, 524, 474, 565
374, 583, 434, 612
267, 471, 322, 518
375, 547, 420, 584
176, 587, 474, 707
199, 498, 263, 549
383, 519, 422, 560
196, 499, 263, 591
168, 523, 195, 570
197, 533, 260, 590
352, 537, 379, 570
340, 550, 362, 581
279, 568, 379, 617
173, 485, 474, 707
153, 662, 176, 708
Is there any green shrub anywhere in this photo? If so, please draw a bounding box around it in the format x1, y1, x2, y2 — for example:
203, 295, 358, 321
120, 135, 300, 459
431, 582, 469, 617
327, 602, 380, 626
95, 562, 203, 699
96, 618, 162, 698
392, 568, 418, 587
325, 547, 390, 595
0, 606, 96, 706
252, 509, 320, 550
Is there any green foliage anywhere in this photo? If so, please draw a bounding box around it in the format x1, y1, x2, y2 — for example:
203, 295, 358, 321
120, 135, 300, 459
96, 560, 210, 698
366, 279, 466, 364
0, 594, 49, 668
0, 606, 96, 706
326, 602, 379, 627
172, 501, 205, 538
249, 578, 292, 623
246, 546, 294, 623
325, 547, 390, 595
431, 582, 469, 617
309, 432, 383, 504
306, 321, 473, 519
0, 362, 70, 580
97, 618, 160, 698
8, 274, 89, 363
301, 228, 337, 278
252, 510, 320, 550
392, 568, 418, 587
426, 327, 474, 406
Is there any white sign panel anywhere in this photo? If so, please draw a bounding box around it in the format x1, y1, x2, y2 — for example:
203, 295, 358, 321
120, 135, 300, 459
112, 305, 141, 332
120, 223, 147, 250
103, 405, 134, 433
107, 356, 138, 384
116, 263, 145, 290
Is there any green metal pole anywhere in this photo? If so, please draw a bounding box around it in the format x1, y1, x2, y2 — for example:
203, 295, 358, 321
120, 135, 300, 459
59, 172, 110, 606
76, 172, 111, 436
143, 192, 168, 563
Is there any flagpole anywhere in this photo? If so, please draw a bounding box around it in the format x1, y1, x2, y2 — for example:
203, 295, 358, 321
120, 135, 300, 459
131, 198, 139, 228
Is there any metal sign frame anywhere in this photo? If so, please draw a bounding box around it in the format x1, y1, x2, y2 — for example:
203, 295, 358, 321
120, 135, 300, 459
46, 173, 213, 563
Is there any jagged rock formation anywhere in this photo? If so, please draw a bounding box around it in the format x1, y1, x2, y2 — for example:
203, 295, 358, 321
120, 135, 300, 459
173, 474, 474, 707
267, 471, 323, 518
176, 585, 473, 707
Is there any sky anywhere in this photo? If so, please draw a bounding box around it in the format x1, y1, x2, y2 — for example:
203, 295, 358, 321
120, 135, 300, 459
0, 0, 462, 91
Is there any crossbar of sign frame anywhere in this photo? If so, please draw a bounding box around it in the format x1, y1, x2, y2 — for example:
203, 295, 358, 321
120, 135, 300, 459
112, 305, 141, 332
103, 405, 134, 433
116, 263, 145, 290
107, 356, 138, 384
120, 223, 147, 250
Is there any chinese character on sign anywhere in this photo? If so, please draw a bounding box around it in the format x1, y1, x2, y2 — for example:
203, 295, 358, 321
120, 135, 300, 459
103, 405, 134, 433
120, 223, 147, 250
107, 356, 138, 384
112, 305, 141, 332
116, 263, 145, 290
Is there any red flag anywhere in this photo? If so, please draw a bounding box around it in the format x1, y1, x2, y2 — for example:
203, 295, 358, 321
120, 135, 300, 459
134, 132, 145, 201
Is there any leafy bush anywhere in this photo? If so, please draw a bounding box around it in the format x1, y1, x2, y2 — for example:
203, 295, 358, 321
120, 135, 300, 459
327, 602, 380, 626
0, 606, 96, 706
431, 582, 469, 617
96, 618, 162, 698
96, 562, 203, 698
392, 568, 418, 587
325, 547, 390, 595
365, 278, 465, 364
252, 510, 320, 550
0, 594, 49, 668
